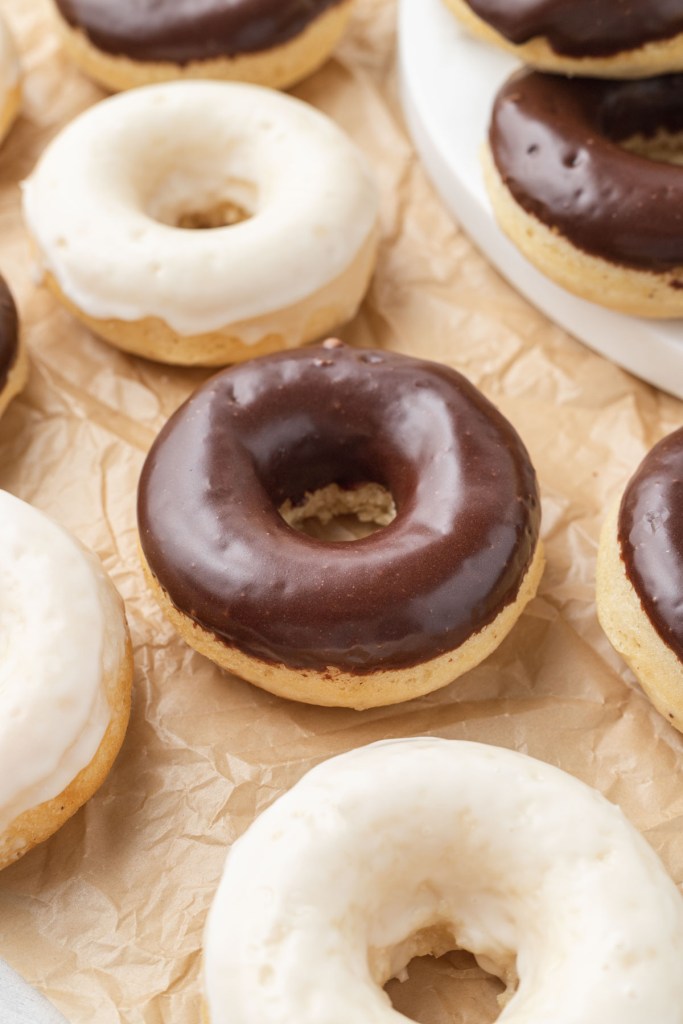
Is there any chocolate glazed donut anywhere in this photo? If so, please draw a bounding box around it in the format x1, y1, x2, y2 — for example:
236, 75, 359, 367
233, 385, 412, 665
0, 276, 19, 391
462, 0, 683, 59
138, 343, 543, 708
596, 429, 683, 733
490, 72, 683, 272
53, 0, 346, 63
618, 428, 683, 662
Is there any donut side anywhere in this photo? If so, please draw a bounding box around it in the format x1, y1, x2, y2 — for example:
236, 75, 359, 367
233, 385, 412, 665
596, 500, 683, 733
140, 539, 544, 710
482, 144, 683, 318
36, 227, 378, 365
443, 0, 683, 79
0, 552, 133, 871
53, 0, 354, 92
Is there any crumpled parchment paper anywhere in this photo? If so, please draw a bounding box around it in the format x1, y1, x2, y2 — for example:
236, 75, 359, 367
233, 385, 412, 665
0, 1, 682, 1021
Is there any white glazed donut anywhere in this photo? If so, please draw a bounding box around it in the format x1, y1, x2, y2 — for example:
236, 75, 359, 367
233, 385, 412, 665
0, 490, 133, 869
22, 81, 380, 366
0, 12, 20, 146
204, 737, 683, 1023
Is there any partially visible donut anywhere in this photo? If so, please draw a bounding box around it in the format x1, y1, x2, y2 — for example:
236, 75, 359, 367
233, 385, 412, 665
445, 0, 683, 78
22, 81, 379, 366
0, 490, 133, 869
138, 342, 543, 709
0, 13, 20, 146
51, 0, 355, 92
484, 70, 683, 317
597, 427, 683, 733
204, 737, 683, 1024
0, 275, 28, 421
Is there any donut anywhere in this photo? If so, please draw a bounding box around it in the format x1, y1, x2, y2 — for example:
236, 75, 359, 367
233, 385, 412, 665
204, 736, 683, 1023
22, 81, 379, 367
0, 490, 133, 870
137, 342, 544, 709
597, 428, 683, 733
0, 12, 20, 146
444, 0, 683, 78
0, 275, 28, 421
51, 0, 354, 93
484, 70, 683, 318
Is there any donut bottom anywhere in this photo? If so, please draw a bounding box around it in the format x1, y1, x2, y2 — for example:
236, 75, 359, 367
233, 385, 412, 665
0, 336, 29, 421
483, 146, 683, 318
53, 1, 354, 93
0, 570, 134, 871
597, 500, 683, 734
0, 81, 20, 146
35, 227, 378, 366
140, 540, 545, 710
444, 0, 683, 78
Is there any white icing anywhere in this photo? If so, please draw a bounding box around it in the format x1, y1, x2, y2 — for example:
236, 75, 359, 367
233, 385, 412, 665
0, 490, 123, 831
22, 81, 379, 337
0, 13, 19, 98
204, 737, 683, 1023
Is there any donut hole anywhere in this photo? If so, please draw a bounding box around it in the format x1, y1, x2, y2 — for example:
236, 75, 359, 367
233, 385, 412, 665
599, 80, 683, 166
619, 130, 683, 166
279, 482, 396, 541
386, 950, 505, 1023
145, 165, 258, 230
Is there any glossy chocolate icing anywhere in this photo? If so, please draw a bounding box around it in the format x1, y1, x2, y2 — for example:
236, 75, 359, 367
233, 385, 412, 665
138, 343, 540, 673
490, 71, 683, 271
618, 428, 683, 662
0, 276, 18, 391
54, 0, 345, 63
465, 0, 683, 57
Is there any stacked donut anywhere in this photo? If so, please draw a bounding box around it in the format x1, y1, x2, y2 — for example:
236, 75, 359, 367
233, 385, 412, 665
446, 0, 683, 317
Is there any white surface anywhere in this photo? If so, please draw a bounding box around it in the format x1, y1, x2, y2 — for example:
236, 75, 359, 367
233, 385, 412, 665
0, 961, 68, 1024
22, 81, 379, 340
204, 738, 683, 1023
398, 0, 683, 400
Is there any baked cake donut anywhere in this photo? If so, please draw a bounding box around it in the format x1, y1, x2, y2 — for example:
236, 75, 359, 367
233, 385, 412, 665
0, 490, 133, 870
484, 70, 683, 317
51, 0, 354, 92
0, 275, 28, 421
204, 737, 683, 1023
22, 81, 379, 366
445, 0, 683, 78
138, 342, 544, 709
0, 12, 20, 146
597, 428, 683, 734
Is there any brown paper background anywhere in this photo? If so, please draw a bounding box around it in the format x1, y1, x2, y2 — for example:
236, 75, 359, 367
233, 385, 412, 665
0, 0, 682, 1021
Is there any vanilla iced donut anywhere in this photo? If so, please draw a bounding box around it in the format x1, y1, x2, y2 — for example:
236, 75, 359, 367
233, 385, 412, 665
204, 737, 683, 1023
51, 0, 355, 93
445, 0, 683, 78
22, 81, 379, 366
0, 490, 133, 869
0, 13, 20, 146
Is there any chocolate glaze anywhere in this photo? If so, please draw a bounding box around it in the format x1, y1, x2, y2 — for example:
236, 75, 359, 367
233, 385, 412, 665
0, 276, 18, 392
490, 70, 683, 271
54, 0, 345, 64
138, 344, 540, 673
465, 0, 683, 57
618, 428, 683, 662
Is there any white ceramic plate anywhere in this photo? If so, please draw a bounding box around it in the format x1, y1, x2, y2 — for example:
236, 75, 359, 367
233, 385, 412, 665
0, 960, 68, 1023
398, 0, 683, 400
